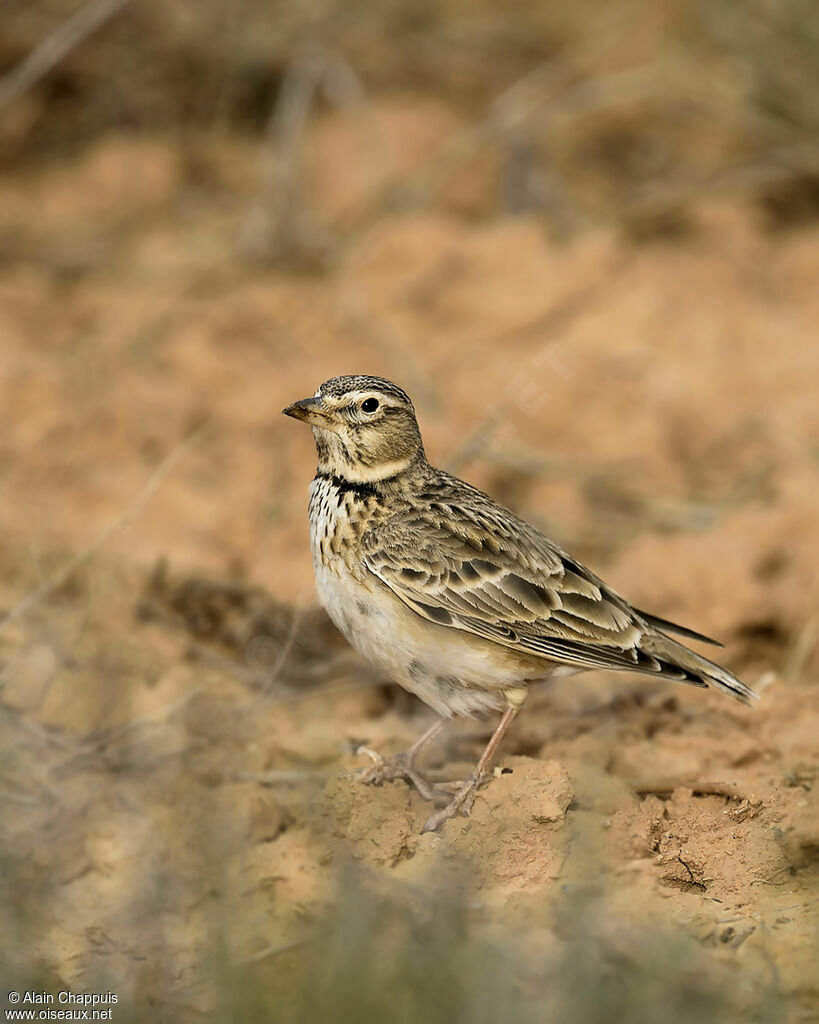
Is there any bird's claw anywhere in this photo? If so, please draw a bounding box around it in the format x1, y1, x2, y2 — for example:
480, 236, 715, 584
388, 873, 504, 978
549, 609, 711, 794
421, 771, 485, 833
355, 746, 439, 801
355, 746, 410, 784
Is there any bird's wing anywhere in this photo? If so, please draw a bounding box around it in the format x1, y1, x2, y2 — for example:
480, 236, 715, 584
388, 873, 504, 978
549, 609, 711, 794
362, 486, 694, 679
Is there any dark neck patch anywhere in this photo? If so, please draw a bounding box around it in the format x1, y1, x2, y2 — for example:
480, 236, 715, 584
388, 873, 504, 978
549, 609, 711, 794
316, 471, 378, 501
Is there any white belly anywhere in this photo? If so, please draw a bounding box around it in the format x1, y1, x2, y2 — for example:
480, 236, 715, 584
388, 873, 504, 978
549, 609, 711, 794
312, 557, 546, 718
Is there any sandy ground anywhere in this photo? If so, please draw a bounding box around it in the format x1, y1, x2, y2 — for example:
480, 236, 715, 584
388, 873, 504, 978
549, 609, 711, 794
1, 105, 818, 1019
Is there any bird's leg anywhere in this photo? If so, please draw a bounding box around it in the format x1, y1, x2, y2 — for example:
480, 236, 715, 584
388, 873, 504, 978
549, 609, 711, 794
421, 702, 520, 833
356, 717, 448, 801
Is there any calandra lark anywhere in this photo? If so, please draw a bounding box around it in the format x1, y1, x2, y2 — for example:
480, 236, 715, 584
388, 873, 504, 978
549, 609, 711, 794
284, 375, 756, 832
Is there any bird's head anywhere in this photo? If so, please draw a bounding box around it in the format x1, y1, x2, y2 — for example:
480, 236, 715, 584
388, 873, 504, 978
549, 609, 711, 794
283, 375, 425, 482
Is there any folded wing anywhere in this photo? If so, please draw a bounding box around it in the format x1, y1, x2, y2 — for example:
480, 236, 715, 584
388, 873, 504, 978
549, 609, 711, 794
362, 479, 755, 703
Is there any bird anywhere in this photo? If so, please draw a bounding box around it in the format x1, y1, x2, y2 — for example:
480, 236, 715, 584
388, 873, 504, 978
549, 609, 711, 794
283, 374, 756, 832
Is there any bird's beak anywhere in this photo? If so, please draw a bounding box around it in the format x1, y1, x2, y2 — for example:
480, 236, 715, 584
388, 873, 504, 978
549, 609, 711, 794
282, 396, 328, 427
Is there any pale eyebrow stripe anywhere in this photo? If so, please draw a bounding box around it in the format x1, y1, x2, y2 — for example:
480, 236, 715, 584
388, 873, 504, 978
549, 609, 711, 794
317, 388, 402, 409
347, 391, 399, 407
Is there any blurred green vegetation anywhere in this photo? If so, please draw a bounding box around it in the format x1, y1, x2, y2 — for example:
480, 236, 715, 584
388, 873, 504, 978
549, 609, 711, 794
209, 872, 782, 1024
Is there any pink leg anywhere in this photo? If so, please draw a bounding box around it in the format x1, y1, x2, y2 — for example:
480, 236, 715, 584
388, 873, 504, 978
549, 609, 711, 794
421, 703, 520, 833
357, 717, 448, 801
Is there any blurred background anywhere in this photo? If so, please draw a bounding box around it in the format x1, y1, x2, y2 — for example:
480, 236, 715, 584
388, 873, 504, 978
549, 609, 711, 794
1, 1, 818, 1020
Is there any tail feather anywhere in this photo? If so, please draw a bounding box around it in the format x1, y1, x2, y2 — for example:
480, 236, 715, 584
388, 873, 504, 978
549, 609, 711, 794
635, 609, 723, 647
640, 633, 757, 705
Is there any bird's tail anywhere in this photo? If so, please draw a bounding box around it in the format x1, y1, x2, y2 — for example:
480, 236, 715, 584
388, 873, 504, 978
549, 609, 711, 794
639, 631, 757, 705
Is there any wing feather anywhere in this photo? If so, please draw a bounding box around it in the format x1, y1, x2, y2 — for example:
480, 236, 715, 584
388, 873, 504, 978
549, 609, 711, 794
362, 483, 650, 675
359, 470, 754, 702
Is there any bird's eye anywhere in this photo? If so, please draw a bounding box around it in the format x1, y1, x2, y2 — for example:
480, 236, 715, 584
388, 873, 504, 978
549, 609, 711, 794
361, 398, 379, 413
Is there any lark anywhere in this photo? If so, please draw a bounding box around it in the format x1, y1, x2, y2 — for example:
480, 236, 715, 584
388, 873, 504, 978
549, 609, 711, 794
283, 375, 756, 832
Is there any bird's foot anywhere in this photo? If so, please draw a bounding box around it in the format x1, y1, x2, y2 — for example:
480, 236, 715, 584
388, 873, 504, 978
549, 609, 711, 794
355, 745, 409, 784
421, 770, 486, 833
355, 746, 439, 802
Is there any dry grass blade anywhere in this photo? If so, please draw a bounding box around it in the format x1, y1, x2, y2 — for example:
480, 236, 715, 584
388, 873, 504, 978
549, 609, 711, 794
0, 0, 131, 115
239, 47, 327, 263
782, 608, 819, 685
